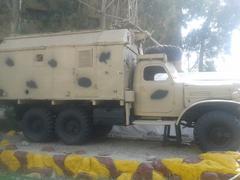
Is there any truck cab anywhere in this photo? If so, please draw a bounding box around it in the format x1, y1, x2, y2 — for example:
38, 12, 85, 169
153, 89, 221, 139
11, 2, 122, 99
131, 52, 240, 152
133, 54, 183, 118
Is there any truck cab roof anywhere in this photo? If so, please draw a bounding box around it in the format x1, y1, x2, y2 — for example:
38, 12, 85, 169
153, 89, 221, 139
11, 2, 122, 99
137, 54, 167, 63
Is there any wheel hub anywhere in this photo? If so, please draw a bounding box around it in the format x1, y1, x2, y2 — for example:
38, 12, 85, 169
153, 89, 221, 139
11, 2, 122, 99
29, 117, 43, 133
208, 126, 232, 145
64, 118, 81, 136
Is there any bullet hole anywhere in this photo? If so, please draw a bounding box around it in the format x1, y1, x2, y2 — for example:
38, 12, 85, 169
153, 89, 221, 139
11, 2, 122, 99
0, 89, 4, 97
36, 54, 44, 62
25, 90, 29, 95
48, 59, 57, 68
99, 52, 111, 64
151, 90, 168, 100
26, 80, 38, 89
78, 77, 92, 88
5, 58, 14, 67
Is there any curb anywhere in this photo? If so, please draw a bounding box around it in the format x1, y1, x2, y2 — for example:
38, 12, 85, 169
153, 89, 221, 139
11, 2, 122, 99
0, 150, 239, 179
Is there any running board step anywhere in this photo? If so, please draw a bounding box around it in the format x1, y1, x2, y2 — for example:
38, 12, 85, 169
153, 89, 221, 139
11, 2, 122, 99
132, 120, 182, 144
133, 120, 176, 126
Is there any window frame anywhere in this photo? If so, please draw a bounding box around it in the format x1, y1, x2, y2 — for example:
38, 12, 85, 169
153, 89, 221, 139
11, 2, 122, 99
143, 65, 171, 82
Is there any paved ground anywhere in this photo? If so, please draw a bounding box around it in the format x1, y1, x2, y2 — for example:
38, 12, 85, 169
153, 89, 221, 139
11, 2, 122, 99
3, 125, 201, 161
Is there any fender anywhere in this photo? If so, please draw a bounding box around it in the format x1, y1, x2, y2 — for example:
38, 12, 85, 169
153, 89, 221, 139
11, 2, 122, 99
176, 99, 240, 125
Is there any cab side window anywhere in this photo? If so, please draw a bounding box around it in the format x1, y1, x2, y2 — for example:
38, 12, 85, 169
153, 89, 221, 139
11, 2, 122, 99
144, 66, 169, 81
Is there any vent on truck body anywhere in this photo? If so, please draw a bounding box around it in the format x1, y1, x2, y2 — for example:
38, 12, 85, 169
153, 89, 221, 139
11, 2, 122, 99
78, 50, 93, 67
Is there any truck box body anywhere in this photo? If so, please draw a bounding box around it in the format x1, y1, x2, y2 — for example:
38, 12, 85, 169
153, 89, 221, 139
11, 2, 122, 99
0, 29, 137, 102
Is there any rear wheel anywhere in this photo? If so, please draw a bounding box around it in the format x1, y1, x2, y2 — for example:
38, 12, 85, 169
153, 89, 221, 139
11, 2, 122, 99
92, 125, 113, 138
56, 109, 91, 145
21, 108, 55, 142
194, 111, 240, 151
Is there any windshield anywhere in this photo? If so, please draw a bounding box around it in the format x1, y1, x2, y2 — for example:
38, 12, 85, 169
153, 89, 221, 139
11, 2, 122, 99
165, 63, 180, 79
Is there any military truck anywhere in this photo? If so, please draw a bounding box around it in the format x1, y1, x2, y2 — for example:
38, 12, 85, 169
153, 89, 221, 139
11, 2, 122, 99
0, 29, 240, 151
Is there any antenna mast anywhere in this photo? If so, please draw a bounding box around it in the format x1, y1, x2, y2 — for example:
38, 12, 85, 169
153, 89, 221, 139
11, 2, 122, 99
79, 0, 138, 29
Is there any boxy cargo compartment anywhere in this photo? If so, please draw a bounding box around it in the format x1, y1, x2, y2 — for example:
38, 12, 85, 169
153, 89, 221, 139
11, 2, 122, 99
0, 29, 137, 102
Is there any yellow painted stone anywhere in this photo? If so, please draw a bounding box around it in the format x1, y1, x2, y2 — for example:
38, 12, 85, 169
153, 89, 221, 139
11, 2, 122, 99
0, 150, 239, 180
26, 152, 64, 176
201, 152, 240, 171
0, 150, 20, 171
5, 130, 16, 137
90, 157, 110, 177
0, 139, 10, 147
64, 154, 109, 178
42, 154, 64, 176
114, 159, 140, 173
162, 153, 240, 180
116, 173, 133, 180
27, 153, 45, 169
152, 171, 165, 180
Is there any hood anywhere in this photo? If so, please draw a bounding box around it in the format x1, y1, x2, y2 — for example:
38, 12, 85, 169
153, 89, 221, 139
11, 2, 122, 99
179, 72, 240, 81
182, 73, 240, 107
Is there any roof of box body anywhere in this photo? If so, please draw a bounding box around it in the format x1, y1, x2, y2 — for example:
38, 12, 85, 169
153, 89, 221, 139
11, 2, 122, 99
0, 29, 130, 51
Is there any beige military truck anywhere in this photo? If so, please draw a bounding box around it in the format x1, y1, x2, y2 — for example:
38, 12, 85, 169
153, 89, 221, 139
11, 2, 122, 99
0, 29, 240, 151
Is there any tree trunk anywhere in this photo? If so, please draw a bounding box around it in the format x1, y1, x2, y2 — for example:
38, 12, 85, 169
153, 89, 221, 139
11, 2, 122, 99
174, 0, 183, 46
101, 0, 107, 29
199, 39, 205, 72
10, 0, 20, 34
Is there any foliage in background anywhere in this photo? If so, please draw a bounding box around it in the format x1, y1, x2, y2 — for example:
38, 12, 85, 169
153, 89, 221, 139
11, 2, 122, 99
21, 0, 100, 33
0, 0, 182, 45
138, 0, 182, 46
0, 0, 239, 71
0, 106, 19, 132
0, 1, 13, 37
182, 0, 240, 71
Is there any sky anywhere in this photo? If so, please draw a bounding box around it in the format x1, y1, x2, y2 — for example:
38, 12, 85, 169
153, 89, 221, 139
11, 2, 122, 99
182, 20, 240, 73
216, 29, 240, 73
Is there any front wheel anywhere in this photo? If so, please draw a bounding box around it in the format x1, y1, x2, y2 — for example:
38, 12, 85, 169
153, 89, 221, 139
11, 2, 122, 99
194, 111, 240, 151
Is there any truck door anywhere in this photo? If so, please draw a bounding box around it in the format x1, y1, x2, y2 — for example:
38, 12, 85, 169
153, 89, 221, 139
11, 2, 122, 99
134, 63, 174, 116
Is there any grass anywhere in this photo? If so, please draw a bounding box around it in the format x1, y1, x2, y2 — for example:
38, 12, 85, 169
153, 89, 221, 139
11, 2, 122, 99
0, 171, 35, 180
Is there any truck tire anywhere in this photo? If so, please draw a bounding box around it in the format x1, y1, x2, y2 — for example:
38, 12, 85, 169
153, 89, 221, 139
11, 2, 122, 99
92, 125, 113, 138
194, 111, 240, 151
21, 108, 55, 142
55, 109, 91, 145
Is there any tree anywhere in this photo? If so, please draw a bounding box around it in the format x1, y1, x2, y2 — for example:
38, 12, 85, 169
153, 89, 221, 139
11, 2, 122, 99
183, 0, 240, 71
0, 0, 21, 36
21, 0, 97, 33
138, 0, 182, 46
